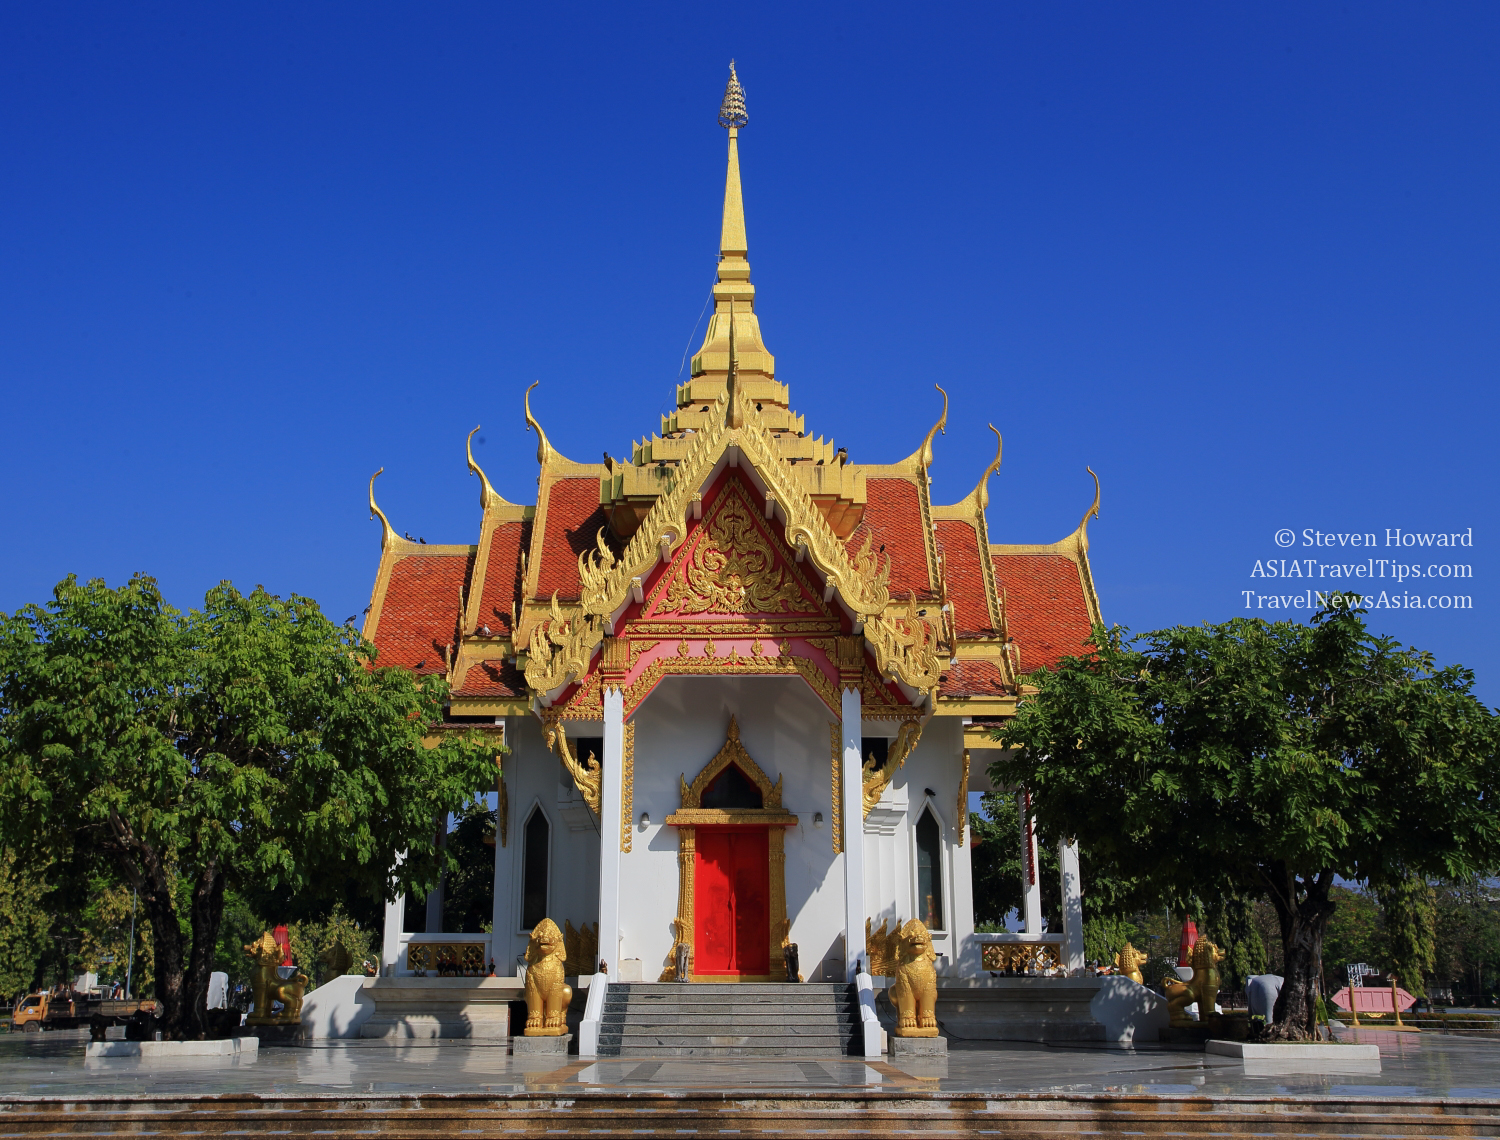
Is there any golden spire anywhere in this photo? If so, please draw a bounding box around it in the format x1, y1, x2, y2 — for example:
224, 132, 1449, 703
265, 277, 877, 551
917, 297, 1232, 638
368, 468, 396, 550
684, 62, 779, 408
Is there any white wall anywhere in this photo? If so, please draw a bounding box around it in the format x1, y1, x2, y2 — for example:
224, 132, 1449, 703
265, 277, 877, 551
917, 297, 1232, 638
861, 715, 976, 976
491, 714, 601, 971
623, 676, 847, 982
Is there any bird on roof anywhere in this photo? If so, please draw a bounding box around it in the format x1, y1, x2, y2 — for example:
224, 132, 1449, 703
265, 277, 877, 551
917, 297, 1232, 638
419, 537, 427, 544
480, 624, 492, 636
835, 447, 848, 465
405, 531, 413, 540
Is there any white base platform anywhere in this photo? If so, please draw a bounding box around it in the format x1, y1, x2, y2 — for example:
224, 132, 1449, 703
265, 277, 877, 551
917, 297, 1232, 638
1207, 1038, 1381, 1073
86, 1038, 259, 1059
358, 976, 525, 1039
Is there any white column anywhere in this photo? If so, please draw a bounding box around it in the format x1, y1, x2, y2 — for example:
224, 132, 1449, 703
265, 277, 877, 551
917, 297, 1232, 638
1058, 839, 1084, 973
425, 815, 447, 933
840, 686, 865, 981
490, 726, 511, 972
597, 687, 625, 974
1019, 787, 1043, 933
381, 859, 406, 976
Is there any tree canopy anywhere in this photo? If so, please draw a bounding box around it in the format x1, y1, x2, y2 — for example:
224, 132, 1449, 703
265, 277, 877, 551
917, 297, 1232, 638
0, 575, 498, 1035
992, 600, 1500, 1038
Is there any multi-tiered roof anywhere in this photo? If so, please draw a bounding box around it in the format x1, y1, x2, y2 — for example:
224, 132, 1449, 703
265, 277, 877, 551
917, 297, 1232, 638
363, 64, 1102, 729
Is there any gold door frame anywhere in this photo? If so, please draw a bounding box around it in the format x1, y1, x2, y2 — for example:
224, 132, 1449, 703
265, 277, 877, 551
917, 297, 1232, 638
662, 716, 797, 982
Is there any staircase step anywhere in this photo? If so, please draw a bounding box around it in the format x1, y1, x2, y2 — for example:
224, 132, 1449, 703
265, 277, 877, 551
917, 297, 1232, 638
597, 982, 862, 1058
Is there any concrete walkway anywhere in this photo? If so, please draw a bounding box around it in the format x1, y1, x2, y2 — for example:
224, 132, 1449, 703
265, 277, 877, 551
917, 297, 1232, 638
2, 1026, 1498, 1101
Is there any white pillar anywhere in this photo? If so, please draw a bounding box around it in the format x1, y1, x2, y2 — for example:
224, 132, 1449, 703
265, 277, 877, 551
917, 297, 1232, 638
1019, 787, 1043, 934
381, 859, 406, 975
840, 686, 865, 981
597, 687, 625, 974
1058, 839, 1084, 974
425, 816, 447, 933
490, 727, 510, 973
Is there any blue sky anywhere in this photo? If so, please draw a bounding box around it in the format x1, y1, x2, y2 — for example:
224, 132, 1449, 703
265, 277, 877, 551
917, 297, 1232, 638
2, 3, 1496, 703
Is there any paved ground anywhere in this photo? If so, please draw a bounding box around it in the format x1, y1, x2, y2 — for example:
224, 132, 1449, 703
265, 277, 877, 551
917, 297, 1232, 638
3, 1026, 1498, 1102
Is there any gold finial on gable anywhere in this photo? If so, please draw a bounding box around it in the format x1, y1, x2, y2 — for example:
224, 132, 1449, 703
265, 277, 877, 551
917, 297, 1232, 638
466, 425, 502, 509
918, 385, 948, 471
719, 60, 748, 130
973, 424, 1003, 512
368, 467, 396, 551
1074, 466, 1101, 552
524, 382, 554, 466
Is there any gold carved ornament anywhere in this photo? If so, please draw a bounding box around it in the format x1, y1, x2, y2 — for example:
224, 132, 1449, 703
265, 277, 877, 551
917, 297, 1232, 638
981, 941, 1062, 974
547, 720, 601, 816
1114, 941, 1148, 985
1165, 938, 1225, 1027
830, 724, 843, 855
956, 748, 970, 845
620, 720, 635, 853
525, 591, 603, 699
564, 920, 599, 969
244, 931, 309, 1024
407, 942, 488, 976
661, 484, 807, 614
862, 719, 923, 817
565, 391, 943, 701
865, 918, 939, 1036
622, 641, 840, 718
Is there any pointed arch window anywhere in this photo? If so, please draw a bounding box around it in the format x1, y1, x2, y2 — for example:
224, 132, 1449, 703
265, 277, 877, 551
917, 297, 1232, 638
522, 806, 550, 931
915, 807, 945, 932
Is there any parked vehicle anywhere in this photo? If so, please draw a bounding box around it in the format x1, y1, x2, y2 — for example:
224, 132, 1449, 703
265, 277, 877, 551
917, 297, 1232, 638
11, 989, 159, 1039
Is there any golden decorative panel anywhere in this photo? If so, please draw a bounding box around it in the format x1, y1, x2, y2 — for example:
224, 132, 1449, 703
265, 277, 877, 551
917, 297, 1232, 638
660, 480, 816, 615
622, 645, 840, 717
830, 723, 844, 855
679, 715, 780, 808
980, 940, 1062, 974
956, 748, 970, 845
620, 721, 635, 853
564, 920, 599, 969
862, 720, 923, 817
547, 721, 601, 816
406, 942, 488, 976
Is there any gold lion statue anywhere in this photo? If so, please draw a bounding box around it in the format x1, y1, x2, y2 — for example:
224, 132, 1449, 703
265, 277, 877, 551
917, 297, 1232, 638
1165, 938, 1225, 1027
1114, 941, 1149, 985
243, 931, 309, 1024
523, 918, 573, 1036
889, 918, 939, 1038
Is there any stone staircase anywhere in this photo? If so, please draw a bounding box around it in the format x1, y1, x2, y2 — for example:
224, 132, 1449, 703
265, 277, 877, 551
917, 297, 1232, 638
595, 981, 860, 1056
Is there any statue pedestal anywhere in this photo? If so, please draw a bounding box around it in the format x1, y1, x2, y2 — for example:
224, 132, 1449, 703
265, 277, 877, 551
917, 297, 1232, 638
513, 1033, 572, 1055
889, 1034, 946, 1057
244, 1023, 304, 1045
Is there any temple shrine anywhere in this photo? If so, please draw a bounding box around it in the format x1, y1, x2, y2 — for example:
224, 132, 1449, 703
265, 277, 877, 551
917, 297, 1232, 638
359, 65, 1103, 1044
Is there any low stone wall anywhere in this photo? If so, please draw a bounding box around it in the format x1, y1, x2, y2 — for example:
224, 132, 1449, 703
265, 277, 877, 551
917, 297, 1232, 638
359, 977, 525, 1040
935, 977, 1108, 1044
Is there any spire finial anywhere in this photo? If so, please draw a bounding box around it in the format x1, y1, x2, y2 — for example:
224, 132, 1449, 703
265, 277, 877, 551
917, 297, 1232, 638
719, 61, 748, 129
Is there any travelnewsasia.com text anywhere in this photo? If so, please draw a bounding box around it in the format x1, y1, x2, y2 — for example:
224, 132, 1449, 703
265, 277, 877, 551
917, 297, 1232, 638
1241, 590, 1472, 611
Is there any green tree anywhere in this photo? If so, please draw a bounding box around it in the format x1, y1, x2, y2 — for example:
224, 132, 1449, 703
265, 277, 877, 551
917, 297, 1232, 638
993, 602, 1500, 1039
969, 790, 1059, 931
1082, 914, 1137, 968
1319, 884, 1381, 987
0, 848, 53, 1000
0, 575, 497, 1038
1373, 873, 1437, 998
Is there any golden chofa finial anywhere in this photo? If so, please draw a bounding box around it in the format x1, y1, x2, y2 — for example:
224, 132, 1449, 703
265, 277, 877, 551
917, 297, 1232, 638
719, 60, 748, 129
1075, 466, 1101, 551
524, 382, 554, 466
918, 385, 948, 471
368, 468, 397, 551
973, 425, 1003, 512
466, 425, 503, 509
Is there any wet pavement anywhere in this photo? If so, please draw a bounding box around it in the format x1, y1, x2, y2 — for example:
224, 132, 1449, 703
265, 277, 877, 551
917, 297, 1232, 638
3, 1026, 1497, 1102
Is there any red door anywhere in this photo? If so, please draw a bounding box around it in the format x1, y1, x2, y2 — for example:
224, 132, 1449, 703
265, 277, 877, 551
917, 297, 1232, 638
694, 827, 770, 976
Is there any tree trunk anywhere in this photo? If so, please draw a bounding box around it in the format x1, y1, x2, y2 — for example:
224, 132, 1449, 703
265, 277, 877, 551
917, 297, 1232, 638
181, 863, 225, 1039
1263, 863, 1336, 1041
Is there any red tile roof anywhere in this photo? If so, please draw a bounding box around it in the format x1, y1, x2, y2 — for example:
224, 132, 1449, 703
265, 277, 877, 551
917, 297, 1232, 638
477, 520, 530, 635
535, 478, 615, 602
373, 551, 473, 675
935, 519, 996, 637
991, 553, 1095, 674
454, 657, 528, 698
939, 659, 1009, 698
846, 478, 933, 599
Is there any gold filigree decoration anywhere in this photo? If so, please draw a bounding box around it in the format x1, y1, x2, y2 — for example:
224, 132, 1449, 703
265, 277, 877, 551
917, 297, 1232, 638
547, 721, 601, 817
525, 591, 603, 700
679, 715, 781, 808
566, 390, 942, 699
830, 724, 844, 855
629, 620, 839, 637
957, 748, 971, 845
662, 482, 809, 615
622, 646, 840, 717
564, 920, 599, 970
862, 720, 923, 818
620, 721, 635, 854
407, 942, 488, 976
866, 917, 901, 978
550, 669, 603, 720
981, 941, 1062, 974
